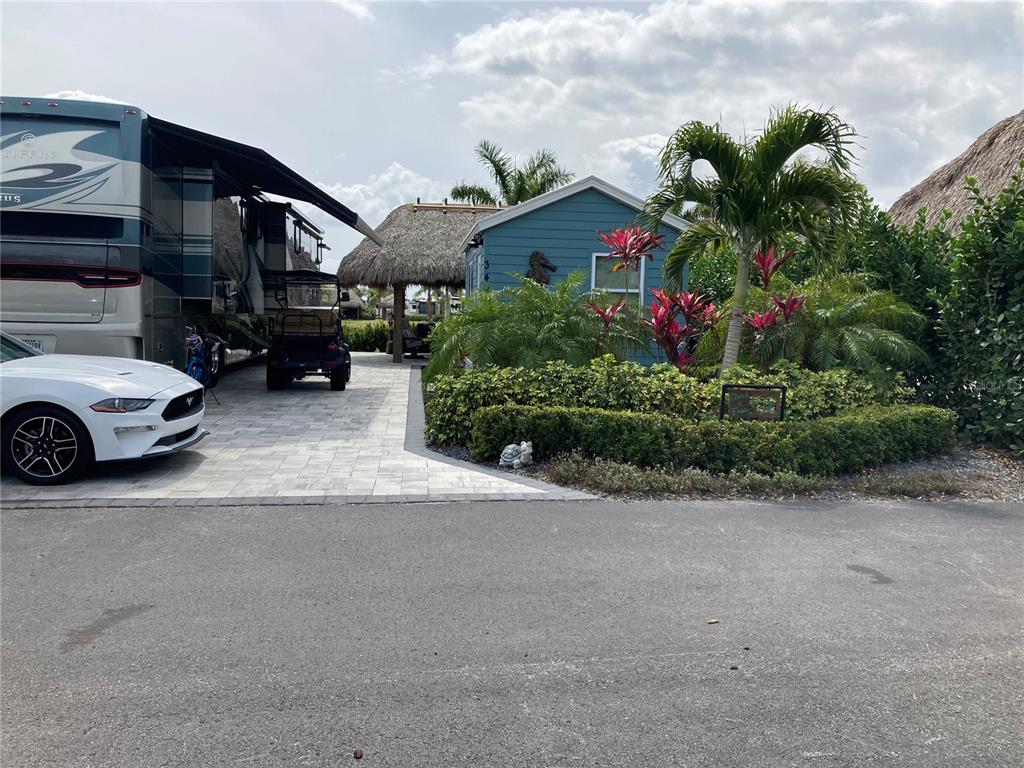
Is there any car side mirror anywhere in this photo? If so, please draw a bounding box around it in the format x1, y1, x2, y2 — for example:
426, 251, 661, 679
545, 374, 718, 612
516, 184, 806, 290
340, 291, 350, 302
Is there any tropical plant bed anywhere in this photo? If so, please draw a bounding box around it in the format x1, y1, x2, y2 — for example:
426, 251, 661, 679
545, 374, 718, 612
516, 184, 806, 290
426, 357, 910, 447
529, 447, 1024, 503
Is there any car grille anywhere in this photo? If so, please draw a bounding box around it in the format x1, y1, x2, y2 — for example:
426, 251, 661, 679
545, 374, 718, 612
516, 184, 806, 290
162, 389, 204, 421
155, 426, 199, 447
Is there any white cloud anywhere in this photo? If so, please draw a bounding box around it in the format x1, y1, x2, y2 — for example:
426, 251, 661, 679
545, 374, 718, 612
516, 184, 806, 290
288, 162, 447, 272
865, 11, 909, 31
320, 161, 447, 227
409, 0, 1022, 207
584, 134, 668, 192
327, 0, 374, 23
44, 89, 128, 104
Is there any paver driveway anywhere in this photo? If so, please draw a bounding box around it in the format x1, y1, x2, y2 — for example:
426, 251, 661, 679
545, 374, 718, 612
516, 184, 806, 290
1, 353, 582, 505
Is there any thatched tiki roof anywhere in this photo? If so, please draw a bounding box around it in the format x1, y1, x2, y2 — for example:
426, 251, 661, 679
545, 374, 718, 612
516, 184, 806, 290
338, 201, 499, 361
336, 202, 499, 289
889, 109, 1024, 231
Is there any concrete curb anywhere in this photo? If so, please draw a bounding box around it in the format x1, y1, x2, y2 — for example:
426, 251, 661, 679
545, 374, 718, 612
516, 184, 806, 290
403, 366, 594, 500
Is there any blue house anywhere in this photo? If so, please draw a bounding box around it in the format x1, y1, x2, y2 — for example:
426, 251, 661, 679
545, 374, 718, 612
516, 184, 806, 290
461, 175, 689, 306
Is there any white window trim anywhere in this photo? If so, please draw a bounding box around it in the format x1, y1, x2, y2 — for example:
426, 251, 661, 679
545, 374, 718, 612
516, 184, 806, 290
591, 252, 645, 294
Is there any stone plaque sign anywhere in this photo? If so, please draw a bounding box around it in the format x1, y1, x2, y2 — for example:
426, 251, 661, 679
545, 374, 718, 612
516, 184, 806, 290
719, 384, 787, 422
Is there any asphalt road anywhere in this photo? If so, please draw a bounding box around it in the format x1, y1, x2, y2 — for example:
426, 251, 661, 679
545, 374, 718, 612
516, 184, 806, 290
2, 499, 1022, 767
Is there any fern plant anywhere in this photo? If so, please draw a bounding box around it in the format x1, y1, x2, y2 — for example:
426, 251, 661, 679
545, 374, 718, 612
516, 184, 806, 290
424, 272, 643, 381
789, 274, 928, 373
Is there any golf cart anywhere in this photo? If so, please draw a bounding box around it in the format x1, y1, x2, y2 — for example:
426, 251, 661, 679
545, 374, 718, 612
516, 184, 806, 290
262, 269, 352, 391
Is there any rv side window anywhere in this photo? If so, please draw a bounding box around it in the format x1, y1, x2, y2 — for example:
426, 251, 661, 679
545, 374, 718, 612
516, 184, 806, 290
0, 241, 108, 267
0, 212, 124, 240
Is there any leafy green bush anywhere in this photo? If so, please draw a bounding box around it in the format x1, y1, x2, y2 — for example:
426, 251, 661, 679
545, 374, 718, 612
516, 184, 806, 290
932, 163, 1024, 453
839, 198, 952, 326
470, 403, 956, 476
343, 320, 389, 352
425, 356, 910, 446
686, 245, 738, 303
424, 272, 642, 381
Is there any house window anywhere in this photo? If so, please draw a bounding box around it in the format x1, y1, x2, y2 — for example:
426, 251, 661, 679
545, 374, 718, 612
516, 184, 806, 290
591, 253, 644, 294
466, 244, 484, 291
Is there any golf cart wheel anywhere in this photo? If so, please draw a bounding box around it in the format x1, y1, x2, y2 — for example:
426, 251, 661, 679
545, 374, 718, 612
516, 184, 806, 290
330, 370, 346, 391
267, 367, 288, 390
1, 405, 93, 485
208, 349, 224, 387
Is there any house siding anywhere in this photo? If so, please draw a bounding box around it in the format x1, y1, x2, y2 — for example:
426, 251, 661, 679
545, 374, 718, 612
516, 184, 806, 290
464, 186, 688, 364
468, 187, 686, 297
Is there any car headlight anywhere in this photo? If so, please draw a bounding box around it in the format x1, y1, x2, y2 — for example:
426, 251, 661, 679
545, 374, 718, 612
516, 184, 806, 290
90, 398, 154, 413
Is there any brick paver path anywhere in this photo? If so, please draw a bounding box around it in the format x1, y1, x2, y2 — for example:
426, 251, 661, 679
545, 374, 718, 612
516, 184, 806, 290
1, 353, 586, 506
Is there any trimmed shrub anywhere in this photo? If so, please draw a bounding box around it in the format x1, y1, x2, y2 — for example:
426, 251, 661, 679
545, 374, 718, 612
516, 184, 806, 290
469, 404, 956, 476
426, 356, 910, 446
343, 321, 389, 352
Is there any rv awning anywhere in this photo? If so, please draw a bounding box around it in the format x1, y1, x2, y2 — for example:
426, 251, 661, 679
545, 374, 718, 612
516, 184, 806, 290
147, 116, 382, 245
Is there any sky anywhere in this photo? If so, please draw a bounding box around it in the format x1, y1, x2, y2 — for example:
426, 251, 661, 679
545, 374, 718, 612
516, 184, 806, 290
2, 0, 1022, 272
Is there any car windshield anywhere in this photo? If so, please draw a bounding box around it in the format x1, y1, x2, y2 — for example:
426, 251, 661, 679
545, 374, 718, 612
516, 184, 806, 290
0, 333, 44, 363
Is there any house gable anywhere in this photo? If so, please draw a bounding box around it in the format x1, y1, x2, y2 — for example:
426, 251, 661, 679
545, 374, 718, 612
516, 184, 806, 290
465, 183, 687, 298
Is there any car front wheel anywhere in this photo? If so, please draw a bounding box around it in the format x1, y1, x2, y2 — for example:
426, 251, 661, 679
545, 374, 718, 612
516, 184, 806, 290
1, 406, 94, 485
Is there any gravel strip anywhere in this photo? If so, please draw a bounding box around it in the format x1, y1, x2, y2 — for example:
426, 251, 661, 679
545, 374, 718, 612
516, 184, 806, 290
436, 442, 1023, 503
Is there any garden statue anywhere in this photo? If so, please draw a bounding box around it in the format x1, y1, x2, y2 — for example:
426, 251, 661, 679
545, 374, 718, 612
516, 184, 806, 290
499, 441, 533, 470
526, 250, 556, 284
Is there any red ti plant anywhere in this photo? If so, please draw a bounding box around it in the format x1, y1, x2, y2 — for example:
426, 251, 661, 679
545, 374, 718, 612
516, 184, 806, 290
644, 290, 688, 369
588, 298, 627, 353
588, 298, 627, 328
771, 292, 805, 324
643, 288, 715, 371
672, 288, 710, 324
597, 226, 665, 274
744, 292, 805, 370
743, 309, 778, 331
751, 245, 793, 288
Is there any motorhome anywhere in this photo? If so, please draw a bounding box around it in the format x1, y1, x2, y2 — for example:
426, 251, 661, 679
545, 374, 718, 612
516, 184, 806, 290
0, 96, 379, 369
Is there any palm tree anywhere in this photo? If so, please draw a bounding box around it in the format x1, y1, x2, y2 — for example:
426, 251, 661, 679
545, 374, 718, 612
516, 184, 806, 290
451, 140, 575, 206
792, 274, 929, 374
361, 285, 391, 317
643, 106, 861, 371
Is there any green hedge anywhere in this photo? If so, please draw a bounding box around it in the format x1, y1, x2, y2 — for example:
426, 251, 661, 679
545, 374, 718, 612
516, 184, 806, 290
470, 404, 956, 476
343, 320, 389, 352
427, 356, 911, 446
932, 164, 1024, 453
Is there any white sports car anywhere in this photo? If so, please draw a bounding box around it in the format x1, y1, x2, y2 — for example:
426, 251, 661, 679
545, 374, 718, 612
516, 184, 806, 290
0, 332, 208, 485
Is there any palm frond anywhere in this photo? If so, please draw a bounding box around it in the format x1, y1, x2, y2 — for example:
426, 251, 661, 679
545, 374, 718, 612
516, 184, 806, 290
657, 121, 746, 187
475, 140, 514, 201
642, 176, 719, 229
752, 105, 858, 179
663, 219, 736, 289
450, 183, 497, 206
841, 325, 928, 369
791, 275, 930, 373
